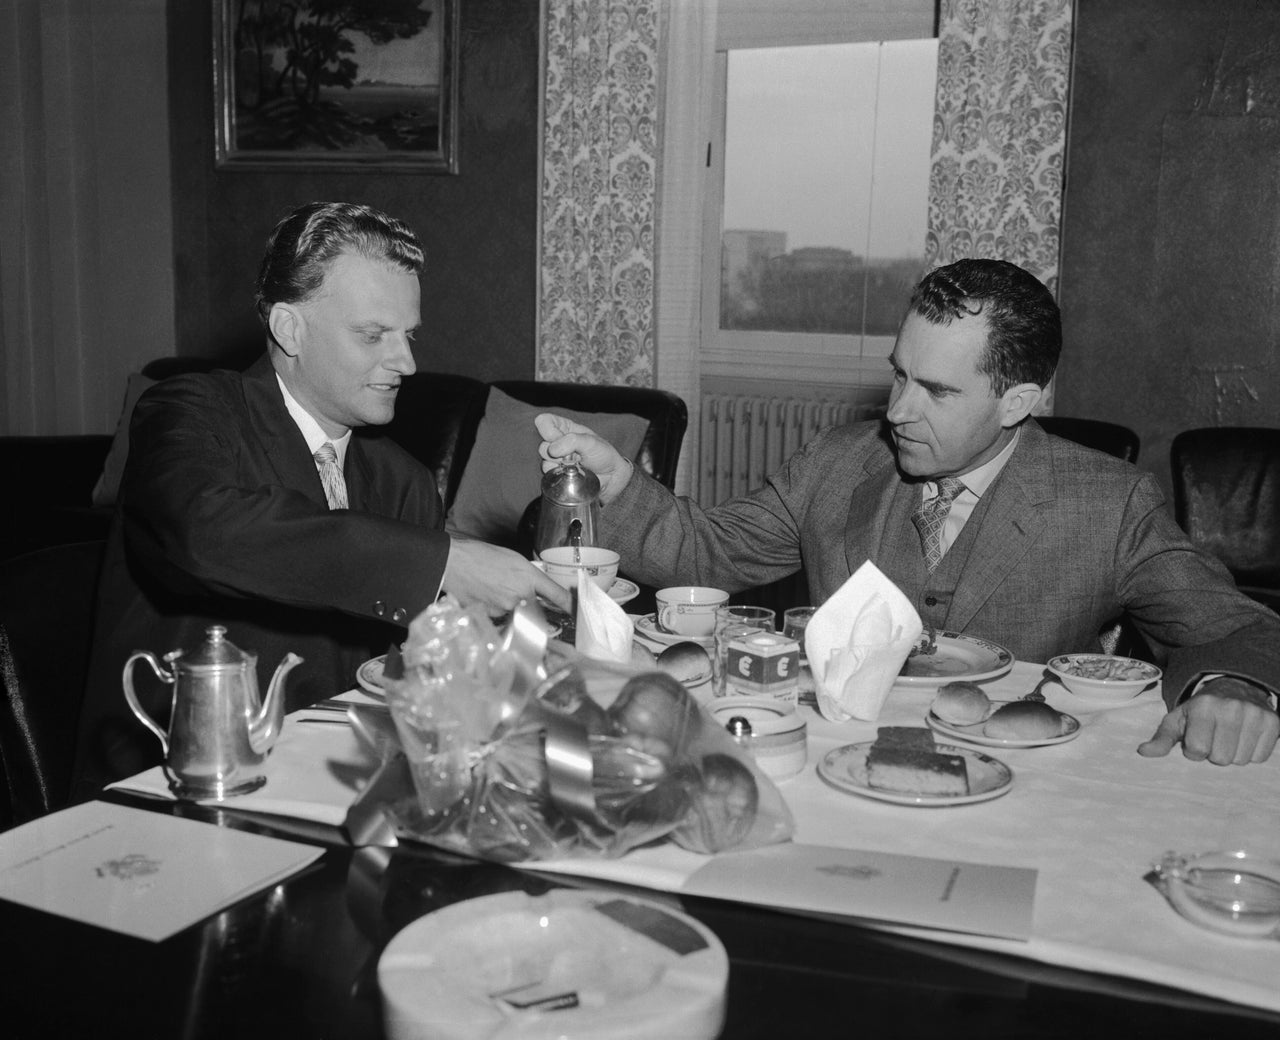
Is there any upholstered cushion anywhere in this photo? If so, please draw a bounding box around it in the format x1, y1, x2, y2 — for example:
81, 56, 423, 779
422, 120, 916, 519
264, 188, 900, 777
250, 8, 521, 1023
445, 386, 648, 543
91, 373, 157, 507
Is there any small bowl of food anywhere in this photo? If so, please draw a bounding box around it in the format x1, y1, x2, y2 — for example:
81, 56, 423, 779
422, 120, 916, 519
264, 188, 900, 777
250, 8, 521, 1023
539, 545, 620, 591
1046, 653, 1161, 701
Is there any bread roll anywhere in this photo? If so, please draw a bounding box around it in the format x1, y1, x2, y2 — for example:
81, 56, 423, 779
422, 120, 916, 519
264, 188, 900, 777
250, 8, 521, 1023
657, 641, 713, 687
983, 700, 1064, 740
931, 681, 991, 725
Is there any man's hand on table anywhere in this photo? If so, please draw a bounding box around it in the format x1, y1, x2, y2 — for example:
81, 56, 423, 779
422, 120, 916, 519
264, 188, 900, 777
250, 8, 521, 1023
441, 538, 572, 615
535, 412, 634, 504
1138, 676, 1279, 766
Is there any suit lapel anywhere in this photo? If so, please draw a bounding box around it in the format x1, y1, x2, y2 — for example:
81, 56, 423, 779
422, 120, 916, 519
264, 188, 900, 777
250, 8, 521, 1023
946, 422, 1056, 631
344, 434, 378, 512
241, 356, 329, 508
843, 435, 903, 576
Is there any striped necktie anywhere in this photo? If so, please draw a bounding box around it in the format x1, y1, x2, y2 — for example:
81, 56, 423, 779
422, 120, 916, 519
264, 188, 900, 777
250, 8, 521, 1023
314, 441, 348, 510
911, 476, 965, 572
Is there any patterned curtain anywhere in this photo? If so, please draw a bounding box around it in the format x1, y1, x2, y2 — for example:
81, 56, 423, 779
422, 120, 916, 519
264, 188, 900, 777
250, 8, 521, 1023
538, 1, 661, 385
927, 0, 1073, 293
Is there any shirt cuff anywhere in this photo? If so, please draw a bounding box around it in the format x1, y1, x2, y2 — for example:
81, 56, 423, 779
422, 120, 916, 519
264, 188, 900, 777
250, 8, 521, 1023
1186, 674, 1278, 711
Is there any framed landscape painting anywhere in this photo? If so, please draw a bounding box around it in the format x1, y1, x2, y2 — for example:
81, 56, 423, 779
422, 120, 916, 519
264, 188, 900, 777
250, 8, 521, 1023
214, 0, 458, 173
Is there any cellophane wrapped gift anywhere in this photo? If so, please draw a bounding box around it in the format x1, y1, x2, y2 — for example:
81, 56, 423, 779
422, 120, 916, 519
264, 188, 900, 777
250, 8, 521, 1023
383, 599, 794, 863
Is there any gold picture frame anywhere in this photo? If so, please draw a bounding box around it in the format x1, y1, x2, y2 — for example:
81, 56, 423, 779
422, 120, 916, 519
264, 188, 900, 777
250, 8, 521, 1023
214, 0, 458, 173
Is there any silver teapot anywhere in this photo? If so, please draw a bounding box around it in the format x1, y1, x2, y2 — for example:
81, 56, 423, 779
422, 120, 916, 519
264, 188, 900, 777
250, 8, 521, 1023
534, 454, 601, 557
123, 625, 303, 800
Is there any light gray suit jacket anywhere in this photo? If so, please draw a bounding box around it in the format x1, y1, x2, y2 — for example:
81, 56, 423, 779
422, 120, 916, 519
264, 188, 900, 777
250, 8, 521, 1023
602, 419, 1280, 707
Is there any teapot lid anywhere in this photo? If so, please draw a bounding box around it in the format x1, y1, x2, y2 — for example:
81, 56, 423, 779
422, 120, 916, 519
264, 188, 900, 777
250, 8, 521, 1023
541, 454, 601, 506
170, 625, 253, 669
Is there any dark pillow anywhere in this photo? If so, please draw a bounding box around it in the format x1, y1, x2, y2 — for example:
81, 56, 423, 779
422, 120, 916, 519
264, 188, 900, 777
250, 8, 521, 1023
445, 386, 648, 542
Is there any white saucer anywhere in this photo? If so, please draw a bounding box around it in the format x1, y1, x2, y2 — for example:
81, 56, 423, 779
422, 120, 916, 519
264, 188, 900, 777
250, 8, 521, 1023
633, 613, 716, 649
608, 577, 641, 606
532, 561, 639, 606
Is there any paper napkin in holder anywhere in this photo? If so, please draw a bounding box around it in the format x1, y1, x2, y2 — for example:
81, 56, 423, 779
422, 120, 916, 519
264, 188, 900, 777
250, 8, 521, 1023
575, 570, 634, 665
805, 561, 923, 722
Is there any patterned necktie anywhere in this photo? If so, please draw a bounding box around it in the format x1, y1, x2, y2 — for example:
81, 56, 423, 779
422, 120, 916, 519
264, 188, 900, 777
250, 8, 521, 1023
314, 441, 348, 510
911, 476, 965, 572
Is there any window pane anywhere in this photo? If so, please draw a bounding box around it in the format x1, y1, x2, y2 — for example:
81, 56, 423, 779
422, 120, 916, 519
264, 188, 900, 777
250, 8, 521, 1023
720, 40, 937, 338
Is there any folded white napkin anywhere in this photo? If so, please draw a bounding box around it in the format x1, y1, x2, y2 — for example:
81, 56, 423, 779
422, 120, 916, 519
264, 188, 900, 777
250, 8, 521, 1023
805, 560, 923, 722
575, 570, 635, 664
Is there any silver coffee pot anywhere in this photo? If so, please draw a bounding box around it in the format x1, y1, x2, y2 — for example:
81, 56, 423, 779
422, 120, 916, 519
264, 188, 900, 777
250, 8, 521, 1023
123, 625, 302, 800
534, 454, 601, 557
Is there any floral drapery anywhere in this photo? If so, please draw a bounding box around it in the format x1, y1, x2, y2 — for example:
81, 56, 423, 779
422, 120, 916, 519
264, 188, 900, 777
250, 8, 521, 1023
538, 0, 661, 385
540, 0, 1073, 400
927, 0, 1073, 293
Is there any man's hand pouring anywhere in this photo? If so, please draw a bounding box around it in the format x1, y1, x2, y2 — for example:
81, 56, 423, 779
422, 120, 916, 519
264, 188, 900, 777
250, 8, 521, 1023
535, 413, 635, 505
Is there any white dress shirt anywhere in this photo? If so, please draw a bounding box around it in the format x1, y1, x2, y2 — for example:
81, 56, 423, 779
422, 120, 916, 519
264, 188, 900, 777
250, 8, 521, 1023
921, 427, 1022, 558
276, 374, 353, 467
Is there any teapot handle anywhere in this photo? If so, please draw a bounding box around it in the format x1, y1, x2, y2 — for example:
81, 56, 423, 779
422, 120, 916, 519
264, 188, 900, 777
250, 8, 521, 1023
123, 651, 174, 756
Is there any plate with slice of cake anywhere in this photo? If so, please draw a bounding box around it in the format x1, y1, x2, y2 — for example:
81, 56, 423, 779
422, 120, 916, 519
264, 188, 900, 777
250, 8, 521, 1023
818, 726, 1013, 807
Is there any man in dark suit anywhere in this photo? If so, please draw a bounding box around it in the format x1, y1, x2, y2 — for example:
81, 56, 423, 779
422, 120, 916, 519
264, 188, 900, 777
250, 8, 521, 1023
537, 259, 1280, 767
72, 201, 569, 798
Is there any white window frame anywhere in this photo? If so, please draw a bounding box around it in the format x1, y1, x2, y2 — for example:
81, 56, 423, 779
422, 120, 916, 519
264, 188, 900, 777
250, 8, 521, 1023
701, 1, 936, 389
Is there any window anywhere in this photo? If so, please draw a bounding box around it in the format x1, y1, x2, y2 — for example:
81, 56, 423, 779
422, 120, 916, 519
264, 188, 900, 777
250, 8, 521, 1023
702, 36, 938, 390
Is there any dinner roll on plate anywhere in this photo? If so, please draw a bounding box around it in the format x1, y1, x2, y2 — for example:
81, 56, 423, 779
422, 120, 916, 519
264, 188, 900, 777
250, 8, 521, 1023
931, 681, 992, 725
983, 700, 1064, 740
657, 641, 713, 688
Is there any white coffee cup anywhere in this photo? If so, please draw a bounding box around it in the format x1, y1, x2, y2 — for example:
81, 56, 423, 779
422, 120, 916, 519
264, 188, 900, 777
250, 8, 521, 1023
655, 586, 730, 637
539, 546, 620, 591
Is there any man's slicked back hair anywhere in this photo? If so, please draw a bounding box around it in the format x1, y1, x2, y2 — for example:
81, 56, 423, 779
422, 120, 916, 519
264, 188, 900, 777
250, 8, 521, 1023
908, 258, 1061, 394
254, 201, 424, 329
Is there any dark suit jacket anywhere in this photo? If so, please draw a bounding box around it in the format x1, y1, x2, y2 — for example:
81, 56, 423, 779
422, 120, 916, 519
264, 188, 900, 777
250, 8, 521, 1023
603, 419, 1280, 706
72, 356, 450, 798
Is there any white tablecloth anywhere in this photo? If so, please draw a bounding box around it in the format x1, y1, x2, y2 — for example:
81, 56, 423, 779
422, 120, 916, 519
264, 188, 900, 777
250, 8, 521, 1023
534, 663, 1280, 1015
111, 665, 1280, 1014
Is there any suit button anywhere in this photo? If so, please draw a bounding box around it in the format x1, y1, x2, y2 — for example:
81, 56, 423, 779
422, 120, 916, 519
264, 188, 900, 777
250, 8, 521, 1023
925, 596, 938, 607
373, 601, 386, 617
391, 607, 407, 623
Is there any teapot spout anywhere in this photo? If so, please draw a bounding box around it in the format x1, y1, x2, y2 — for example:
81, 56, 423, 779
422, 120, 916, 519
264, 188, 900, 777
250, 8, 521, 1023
250, 652, 304, 755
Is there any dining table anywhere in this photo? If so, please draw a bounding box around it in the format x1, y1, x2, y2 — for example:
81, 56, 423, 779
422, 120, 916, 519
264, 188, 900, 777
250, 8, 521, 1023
3, 647, 1280, 1040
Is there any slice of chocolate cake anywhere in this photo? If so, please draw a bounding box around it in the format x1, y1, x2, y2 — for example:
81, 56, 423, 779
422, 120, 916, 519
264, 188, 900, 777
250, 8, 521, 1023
865, 744, 969, 796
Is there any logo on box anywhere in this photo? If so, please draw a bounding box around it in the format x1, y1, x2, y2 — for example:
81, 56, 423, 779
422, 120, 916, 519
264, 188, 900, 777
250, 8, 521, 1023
725, 632, 800, 700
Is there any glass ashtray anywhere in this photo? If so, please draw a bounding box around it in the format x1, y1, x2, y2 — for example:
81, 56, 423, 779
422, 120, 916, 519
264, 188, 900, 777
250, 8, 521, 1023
1149, 849, 1280, 939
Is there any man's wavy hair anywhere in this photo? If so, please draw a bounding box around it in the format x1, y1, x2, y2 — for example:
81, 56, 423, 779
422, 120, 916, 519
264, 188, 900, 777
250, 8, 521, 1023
907, 259, 1061, 395
254, 201, 424, 332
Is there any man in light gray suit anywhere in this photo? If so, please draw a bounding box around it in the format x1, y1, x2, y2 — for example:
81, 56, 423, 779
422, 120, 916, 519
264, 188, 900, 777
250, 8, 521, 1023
536, 259, 1280, 767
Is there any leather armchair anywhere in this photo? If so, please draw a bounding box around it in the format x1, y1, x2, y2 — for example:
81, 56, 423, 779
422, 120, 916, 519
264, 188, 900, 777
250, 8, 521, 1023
1038, 416, 1140, 462
1172, 427, 1280, 606
0, 540, 106, 829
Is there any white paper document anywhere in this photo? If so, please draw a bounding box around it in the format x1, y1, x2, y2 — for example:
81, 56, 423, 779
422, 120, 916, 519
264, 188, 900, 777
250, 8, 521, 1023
0, 801, 324, 941
682, 843, 1036, 941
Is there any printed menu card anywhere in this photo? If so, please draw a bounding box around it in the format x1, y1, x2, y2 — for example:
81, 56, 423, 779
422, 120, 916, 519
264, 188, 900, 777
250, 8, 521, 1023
0, 801, 324, 941
683, 843, 1037, 940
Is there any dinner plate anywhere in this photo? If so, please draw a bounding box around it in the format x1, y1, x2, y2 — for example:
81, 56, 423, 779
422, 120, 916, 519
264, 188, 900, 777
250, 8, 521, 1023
532, 561, 639, 606
633, 613, 716, 649
896, 632, 1014, 686
817, 741, 1013, 807
925, 703, 1081, 748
